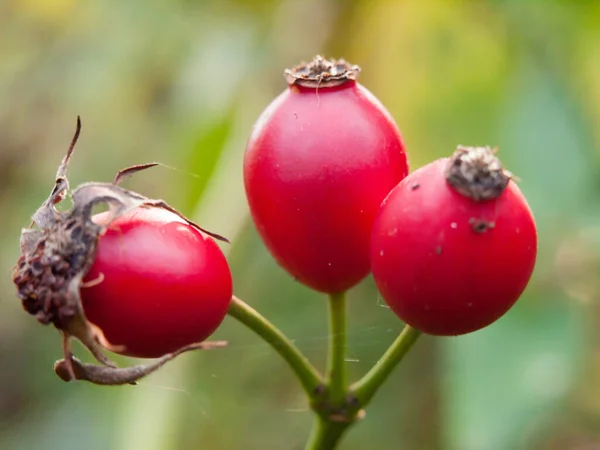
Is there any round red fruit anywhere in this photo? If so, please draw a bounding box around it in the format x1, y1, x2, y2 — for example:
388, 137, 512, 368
81, 207, 232, 358
370, 146, 537, 336
244, 56, 408, 294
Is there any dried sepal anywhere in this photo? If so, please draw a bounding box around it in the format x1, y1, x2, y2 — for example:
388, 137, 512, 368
12, 117, 229, 382
71, 182, 230, 243
284, 55, 361, 88
445, 145, 512, 201
113, 162, 159, 186
54, 341, 228, 385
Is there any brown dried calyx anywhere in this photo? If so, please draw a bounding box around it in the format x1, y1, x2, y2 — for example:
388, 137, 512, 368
12, 117, 228, 385
284, 55, 361, 88
445, 145, 512, 201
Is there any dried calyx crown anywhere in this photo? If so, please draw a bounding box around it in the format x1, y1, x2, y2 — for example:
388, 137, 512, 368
284, 55, 361, 88
12, 117, 228, 386
445, 145, 512, 201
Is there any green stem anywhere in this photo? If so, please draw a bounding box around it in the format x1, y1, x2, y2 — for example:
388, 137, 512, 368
351, 325, 421, 406
303, 292, 349, 450
230, 293, 421, 450
305, 416, 349, 450
326, 291, 347, 403
227, 295, 323, 397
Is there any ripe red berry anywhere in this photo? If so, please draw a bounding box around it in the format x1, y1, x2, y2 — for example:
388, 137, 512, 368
370, 146, 537, 336
244, 56, 408, 293
81, 207, 233, 358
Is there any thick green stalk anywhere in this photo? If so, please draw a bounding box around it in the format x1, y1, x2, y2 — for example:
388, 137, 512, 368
227, 295, 323, 397
304, 292, 349, 450
326, 291, 347, 402
305, 416, 349, 450
351, 325, 421, 406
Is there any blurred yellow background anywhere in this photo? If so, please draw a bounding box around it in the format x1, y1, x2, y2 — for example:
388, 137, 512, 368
2, 0, 600, 449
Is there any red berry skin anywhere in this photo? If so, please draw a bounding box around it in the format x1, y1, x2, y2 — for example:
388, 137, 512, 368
370, 159, 537, 336
81, 208, 232, 358
244, 81, 408, 293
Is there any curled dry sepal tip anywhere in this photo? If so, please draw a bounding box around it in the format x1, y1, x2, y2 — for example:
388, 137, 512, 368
12, 117, 229, 385
54, 341, 228, 385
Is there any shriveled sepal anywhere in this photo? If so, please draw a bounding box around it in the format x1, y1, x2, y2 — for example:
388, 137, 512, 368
54, 341, 228, 385
284, 55, 361, 88
445, 145, 512, 201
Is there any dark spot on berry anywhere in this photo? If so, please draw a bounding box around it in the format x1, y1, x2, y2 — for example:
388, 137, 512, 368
469, 218, 495, 233
411, 183, 420, 190
435, 246, 442, 255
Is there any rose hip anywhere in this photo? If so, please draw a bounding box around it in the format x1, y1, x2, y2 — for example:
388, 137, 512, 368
370, 146, 537, 335
81, 207, 233, 358
244, 55, 408, 294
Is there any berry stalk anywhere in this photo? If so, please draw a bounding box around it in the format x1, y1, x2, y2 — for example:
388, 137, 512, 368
351, 325, 421, 406
326, 291, 348, 403
305, 417, 349, 450
305, 324, 420, 449
227, 295, 324, 396
304, 291, 351, 450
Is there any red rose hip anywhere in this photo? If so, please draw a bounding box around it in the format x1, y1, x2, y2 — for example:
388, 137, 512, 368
370, 146, 537, 335
244, 56, 408, 293
81, 207, 233, 358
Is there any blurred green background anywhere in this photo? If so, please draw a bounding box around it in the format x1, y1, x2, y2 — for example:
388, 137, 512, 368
1, 0, 600, 449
